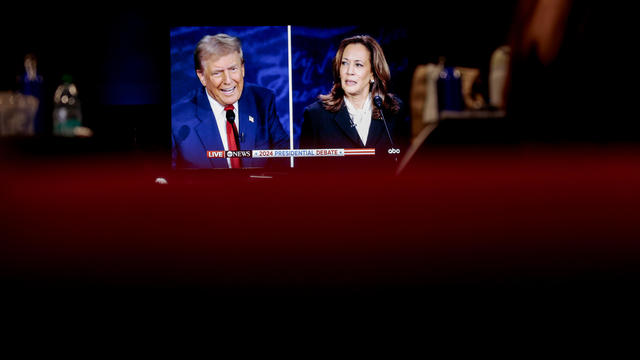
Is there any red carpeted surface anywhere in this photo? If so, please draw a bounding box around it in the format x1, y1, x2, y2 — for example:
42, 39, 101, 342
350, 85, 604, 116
3, 143, 640, 299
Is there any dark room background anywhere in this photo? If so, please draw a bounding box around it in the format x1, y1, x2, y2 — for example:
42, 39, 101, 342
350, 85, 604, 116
1, 3, 520, 155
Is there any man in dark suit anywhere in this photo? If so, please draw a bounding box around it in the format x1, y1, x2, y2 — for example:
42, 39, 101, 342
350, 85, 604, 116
172, 33, 289, 169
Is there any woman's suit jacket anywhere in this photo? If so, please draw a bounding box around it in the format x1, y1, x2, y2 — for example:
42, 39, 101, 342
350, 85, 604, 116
299, 96, 408, 169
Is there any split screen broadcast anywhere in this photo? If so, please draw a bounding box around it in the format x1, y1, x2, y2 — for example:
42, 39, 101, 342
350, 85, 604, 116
170, 25, 410, 170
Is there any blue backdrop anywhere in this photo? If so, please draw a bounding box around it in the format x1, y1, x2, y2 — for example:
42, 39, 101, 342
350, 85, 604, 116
170, 26, 290, 134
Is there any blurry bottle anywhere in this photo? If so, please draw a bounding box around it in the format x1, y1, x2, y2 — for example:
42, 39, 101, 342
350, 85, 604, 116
489, 45, 511, 110
19, 53, 44, 134
437, 60, 463, 112
53, 74, 82, 137
423, 60, 444, 124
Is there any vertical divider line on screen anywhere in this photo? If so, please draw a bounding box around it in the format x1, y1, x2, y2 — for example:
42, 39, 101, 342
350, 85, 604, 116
287, 25, 295, 168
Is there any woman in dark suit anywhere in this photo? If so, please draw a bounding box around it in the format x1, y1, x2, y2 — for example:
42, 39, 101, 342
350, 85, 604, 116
299, 34, 407, 170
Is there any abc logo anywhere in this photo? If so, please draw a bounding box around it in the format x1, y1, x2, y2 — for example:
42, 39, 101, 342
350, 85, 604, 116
387, 148, 400, 154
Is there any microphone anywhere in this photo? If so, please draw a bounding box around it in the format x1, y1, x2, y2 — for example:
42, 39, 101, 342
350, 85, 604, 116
373, 95, 398, 162
225, 108, 235, 122
373, 95, 383, 109
226, 109, 240, 148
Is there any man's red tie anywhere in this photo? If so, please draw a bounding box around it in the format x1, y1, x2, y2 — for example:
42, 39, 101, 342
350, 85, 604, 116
224, 104, 241, 169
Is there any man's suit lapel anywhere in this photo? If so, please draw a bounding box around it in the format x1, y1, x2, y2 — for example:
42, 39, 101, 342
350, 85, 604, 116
194, 88, 228, 168
334, 106, 364, 147
238, 89, 257, 150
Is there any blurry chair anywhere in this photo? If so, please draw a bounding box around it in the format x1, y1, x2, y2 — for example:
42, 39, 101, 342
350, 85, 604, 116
0, 91, 38, 136
400, 62, 505, 175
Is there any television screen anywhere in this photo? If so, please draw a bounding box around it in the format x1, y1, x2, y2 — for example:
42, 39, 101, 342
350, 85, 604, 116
170, 25, 410, 171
